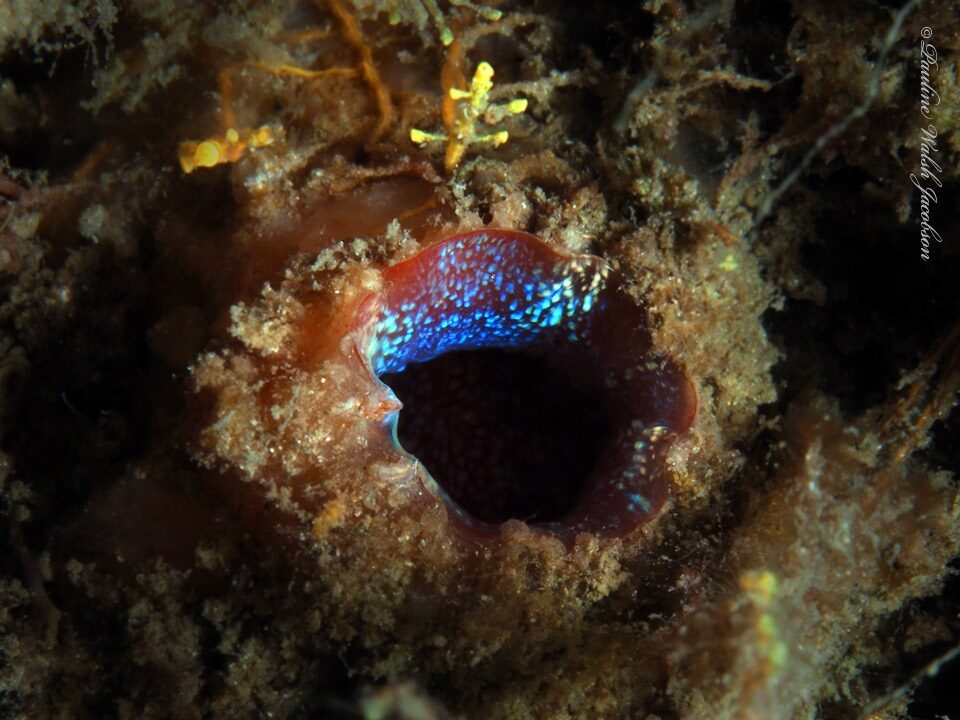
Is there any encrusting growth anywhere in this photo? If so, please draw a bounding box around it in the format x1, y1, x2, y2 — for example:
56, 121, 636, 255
178, 0, 394, 174
5, 1, 959, 718
386, 0, 503, 46
177, 1, 525, 175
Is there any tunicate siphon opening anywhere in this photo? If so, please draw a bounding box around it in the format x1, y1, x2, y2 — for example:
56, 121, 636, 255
352, 230, 696, 538
382, 348, 611, 524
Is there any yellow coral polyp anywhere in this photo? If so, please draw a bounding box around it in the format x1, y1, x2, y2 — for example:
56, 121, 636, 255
248, 126, 277, 148
740, 569, 778, 605
179, 138, 229, 174
769, 640, 788, 668
757, 612, 776, 639
410, 128, 443, 145
411, 60, 528, 172
195, 141, 227, 169
178, 125, 278, 174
